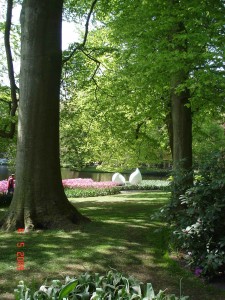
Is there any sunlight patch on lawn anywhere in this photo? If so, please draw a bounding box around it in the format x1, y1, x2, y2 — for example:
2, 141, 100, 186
102, 219, 160, 230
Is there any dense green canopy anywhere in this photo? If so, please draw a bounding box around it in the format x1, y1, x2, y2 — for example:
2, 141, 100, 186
60, 0, 225, 169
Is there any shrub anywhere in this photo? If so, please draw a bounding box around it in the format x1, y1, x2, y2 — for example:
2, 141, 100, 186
14, 270, 189, 300
0, 193, 13, 207
161, 151, 225, 279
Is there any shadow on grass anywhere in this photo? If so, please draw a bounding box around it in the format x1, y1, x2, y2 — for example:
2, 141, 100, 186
0, 192, 225, 300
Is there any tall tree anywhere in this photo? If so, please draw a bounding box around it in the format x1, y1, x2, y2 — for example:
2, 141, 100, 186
1, 0, 88, 231
72, 0, 224, 180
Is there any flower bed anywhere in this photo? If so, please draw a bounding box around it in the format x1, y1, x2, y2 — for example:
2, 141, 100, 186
0, 178, 119, 194
121, 179, 169, 191
0, 180, 13, 206
0, 180, 8, 194
62, 178, 121, 198
0, 178, 169, 202
62, 178, 119, 189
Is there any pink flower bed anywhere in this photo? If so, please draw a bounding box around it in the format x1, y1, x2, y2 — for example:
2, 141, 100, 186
62, 178, 119, 189
0, 180, 8, 194
0, 178, 118, 193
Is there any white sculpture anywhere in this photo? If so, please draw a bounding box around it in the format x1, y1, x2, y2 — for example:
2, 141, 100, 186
129, 168, 142, 185
112, 172, 126, 185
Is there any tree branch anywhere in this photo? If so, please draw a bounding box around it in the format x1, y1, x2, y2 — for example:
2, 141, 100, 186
80, 49, 101, 80
62, 0, 98, 64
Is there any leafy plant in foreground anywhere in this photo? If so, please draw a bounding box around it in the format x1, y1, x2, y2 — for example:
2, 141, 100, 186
161, 151, 225, 279
14, 270, 189, 300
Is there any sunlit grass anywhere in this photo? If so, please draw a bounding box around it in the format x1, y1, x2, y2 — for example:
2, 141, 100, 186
0, 192, 225, 299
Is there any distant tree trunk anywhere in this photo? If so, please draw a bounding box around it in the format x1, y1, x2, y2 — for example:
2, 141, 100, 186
171, 72, 192, 170
171, 70, 193, 195
165, 108, 173, 158
1, 0, 88, 231
169, 13, 193, 196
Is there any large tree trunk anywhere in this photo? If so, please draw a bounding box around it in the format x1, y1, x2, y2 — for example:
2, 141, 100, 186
1, 0, 88, 231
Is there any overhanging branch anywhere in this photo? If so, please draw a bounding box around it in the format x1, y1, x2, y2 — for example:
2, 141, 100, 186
80, 49, 101, 80
62, 0, 98, 64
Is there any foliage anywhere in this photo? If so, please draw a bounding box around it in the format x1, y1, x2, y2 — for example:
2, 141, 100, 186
0, 85, 17, 160
0, 193, 12, 206
60, 0, 225, 170
193, 119, 225, 161
161, 151, 225, 279
14, 270, 189, 300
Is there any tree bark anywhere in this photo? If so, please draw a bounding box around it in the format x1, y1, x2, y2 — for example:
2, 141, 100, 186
171, 72, 192, 171
1, 0, 88, 231
165, 109, 173, 158
171, 70, 193, 194
169, 9, 193, 193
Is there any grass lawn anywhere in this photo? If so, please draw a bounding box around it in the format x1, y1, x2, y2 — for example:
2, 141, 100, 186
0, 191, 225, 299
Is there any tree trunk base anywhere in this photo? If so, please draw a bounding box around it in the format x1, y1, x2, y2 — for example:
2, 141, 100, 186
0, 202, 90, 232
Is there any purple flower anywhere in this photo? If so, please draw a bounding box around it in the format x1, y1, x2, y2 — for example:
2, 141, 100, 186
194, 267, 203, 277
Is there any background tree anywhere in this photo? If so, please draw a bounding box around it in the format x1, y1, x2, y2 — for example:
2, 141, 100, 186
0, 0, 19, 139
60, 23, 171, 170
0, 85, 16, 162
61, 0, 225, 184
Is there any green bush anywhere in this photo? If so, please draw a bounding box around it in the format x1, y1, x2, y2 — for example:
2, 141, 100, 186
14, 270, 189, 300
162, 151, 225, 279
0, 193, 13, 207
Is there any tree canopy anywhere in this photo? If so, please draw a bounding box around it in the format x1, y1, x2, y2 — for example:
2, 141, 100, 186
60, 0, 225, 170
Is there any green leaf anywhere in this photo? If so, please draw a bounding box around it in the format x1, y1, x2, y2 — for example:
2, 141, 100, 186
76, 292, 90, 299
143, 283, 155, 300
58, 280, 78, 300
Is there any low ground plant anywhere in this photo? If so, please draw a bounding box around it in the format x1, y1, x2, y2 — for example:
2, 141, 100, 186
14, 270, 189, 300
